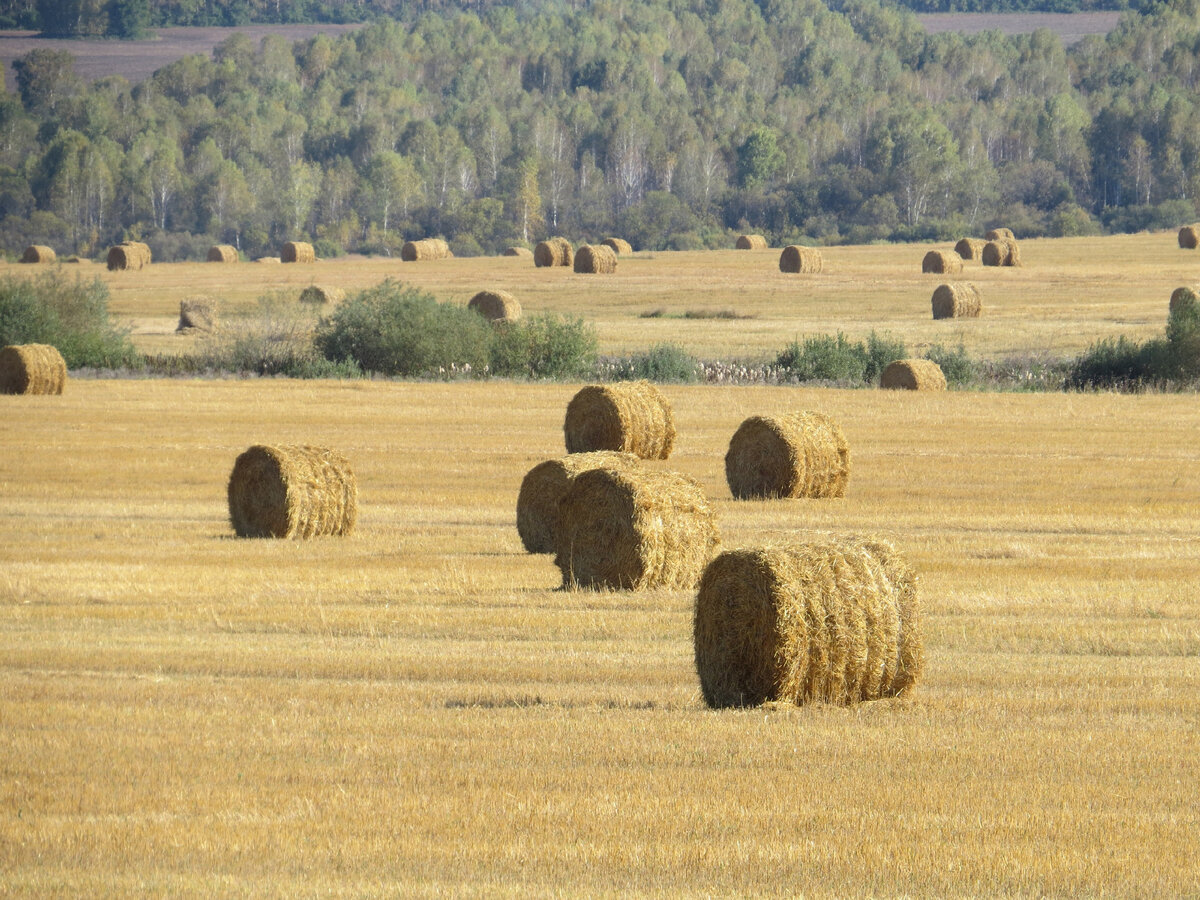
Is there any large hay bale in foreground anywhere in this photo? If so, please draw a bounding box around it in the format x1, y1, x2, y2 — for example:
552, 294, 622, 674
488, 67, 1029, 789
985, 227, 1015, 241
177, 298, 218, 333
693, 536, 923, 708
574, 244, 617, 274
299, 284, 346, 305
0, 343, 67, 395
725, 411, 850, 500
931, 282, 983, 319
601, 237, 633, 255
106, 241, 150, 271
534, 237, 574, 268
401, 238, 452, 261
503, 246, 533, 258
880, 359, 947, 391
1179, 226, 1200, 249
564, 381, 676, 459
20, 245, 55, 263
227, 444, 357, 539
921, 249, 962, 274
982, 238, 1021, 267
468, 289, 522, 323
1169, 286, 1200, 313
207, 244, 238, 263
954, 237, 985, 260
516, 451, 640, 554
554, 466, 720, 590
735, 234, 768, 250
779, 245, 823, 274
281, 241, 315, 263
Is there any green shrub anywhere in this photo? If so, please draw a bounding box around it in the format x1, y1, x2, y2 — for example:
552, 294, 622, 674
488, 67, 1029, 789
312, 238, 343, 259
776, 333, 867, 384
1066, 336, 1156, 390
864, 331, 909, 383
611, 342, 701, 382
489, 312, 597, 379
925, 343, 979, 388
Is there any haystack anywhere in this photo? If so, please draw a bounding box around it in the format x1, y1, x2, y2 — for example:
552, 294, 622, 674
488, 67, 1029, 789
0, 343, 67, 395
693, 535, 923, 708
981, 238, 1021, 267
574, 244, 617, 274
281, 241, 315, 263
299, 284, 346, 305
880, 359, 947, 391
1179, 226, 1200, 249
207, 244, 238, 263
931, 283, 983, 319
736, 234, 768, 250
227, 444, 357, 539
554, 466, 720, 590
601, 237, 633, 254
20, 245, 55, 263
985, 227, 1015, 241
725, 411, 849, 500
64, 257, 91, 264
468, 290, 522, 323
921, 249, 962, 274
106, 241, 151, 271
255, 256, 281, 264
534, 237, 573, 268
779, 245, 823, 274
177, 298, 218, 333
516, 451, 640, 554
1169, 286, 1199, 313
401, 238, 452, 261
953, 238, 985, 260
563, 381, 676, 459
503, 247, 534, 258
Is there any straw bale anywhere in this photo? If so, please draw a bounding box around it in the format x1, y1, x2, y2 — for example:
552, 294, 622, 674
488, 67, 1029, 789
574, 244, 617, 274
921, 249, 962, 274
0, 343, 67, 395
601, 237, 633, 255
64, 257, 91, 264
563, 381, 676, 459
516, 451, 639, 554
299, 284, 346, 305
1179, 226, 1200, 249
693, 535, 923, 708
981, 238, 1020, 267
468, 289, 522, 323
554, 466, 720, 590
401, 238, 452, 261
534, 237, 574, 267
177, 297, 218, 333
106, 241, 151, 271
207, 244, 238, 263
725, 411, 850, 500
954, 238, 985, 260
880, 359, 947, 391
256, 256, 281, 264
931, 282, 983, 319
227, 444, 357, 539
503, 247, 534, 258
985, 227, 1015, 241
779, 245, 823, 274
20, 245, 55, 263
1169, 286, 1200, 313
281, 241, 315, 263
735, 234, 768, 250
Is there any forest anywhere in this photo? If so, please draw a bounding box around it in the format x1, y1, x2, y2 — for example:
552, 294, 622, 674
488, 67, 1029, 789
3, 0, 1200, 260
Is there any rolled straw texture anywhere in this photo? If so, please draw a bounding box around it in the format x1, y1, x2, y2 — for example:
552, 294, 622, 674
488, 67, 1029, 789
735, 234, 768, 250
177, 298, 218, 332
227, 444, 357, 539
601, 237, 633, 254
931, 283, 983, 319
880, 359, 947, 391
534, 237, 574, 267
401, 238, 452, 261
106, 241, 150, 271
1179, 226, 1200, 249
953, 238, 985, 260
516, 451, 640, 554
281, 241, 315, 263
299, 284, 346, 305
503, 247, 533, 258
20, 245, 55, 263
563, 381, 676, 459
574, 244, 617, 274
922, 249, 962, 274
985, 227, 1015, 241
468, 290, 522, 322
0, 343, 67, 394
554, 466, 720, 590
779, 245, 823, 273
982, 239, 1020, 267
207, 244, 238, 263
693, 535, 923, 708
1169, 286, 1199, 313
725, 411, 850, 500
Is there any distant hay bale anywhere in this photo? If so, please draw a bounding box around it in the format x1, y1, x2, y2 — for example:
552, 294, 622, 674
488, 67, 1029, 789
880, 359, 947, 391
1169, 286, 1200, 313
20, 245, 55, 263
693, 535, 923, 708
207, 244, 238, 263
468, 289, 522, 323
1179, 226, 1200, 249
564, 381, 676, 460
401, 238, 452, 261
534, 237, 574, 267
724, 411, 850, 500
736, 234, 768, 250
255, 256, 281, 264
921, 249, 962, 274
299, 284, 346, 305
954, 238, 985, 260
503, 246, 534, 258
177, 297, 218, 333
981, 238, 1021, 267
985, 227, 1015, 241
779, 245, 823, 274
227, 444, 357, 539
516, 451, 640, 554
106, 241, 151, 271
601, 237, 633, 255
931, 283, 983, 319
281, 241, 315, 263
0, 343, 67, 395
554, 466, 720, 590
64, 256, 91, 264
574, 244, 617, 274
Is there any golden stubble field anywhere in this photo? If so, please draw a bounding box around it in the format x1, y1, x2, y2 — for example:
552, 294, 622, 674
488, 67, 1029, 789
2, 234, 1200, 896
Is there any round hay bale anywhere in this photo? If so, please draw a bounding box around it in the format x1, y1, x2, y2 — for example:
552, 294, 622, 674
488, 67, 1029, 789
516, 451, 640, 554
255, 256, 281, 264
880, 359, 947, 391
534, 237, 574, 268
64, 256, 92, 264
554, 466, 720, 590
735, 234, 768, 250
299, 284, 346, 305
207, 244, 238, 263
0, 343, 67, 395
779, 245, 823, 274
1179, 226, 1200, 249
693, 535, 923, 708
953, 238, 985, 260
985, 227, 1015, 241
20, 245, 55, 263
601, 237, 633, 255
1169, 286, 1200, 313
468, 289, 522, 323
931, 283, 983, 319
563, 381, 676, 460
281, 241, 315, 263
574, 244, 617, 274
503, 246, 534, 258
227, 444, 357, 539
921, 249, 962, 274
981, 238, 1020, 267
401, 238, 452, 261
177, 297, 218, 333
724, 411, 850, 500
106, 241, 150, 271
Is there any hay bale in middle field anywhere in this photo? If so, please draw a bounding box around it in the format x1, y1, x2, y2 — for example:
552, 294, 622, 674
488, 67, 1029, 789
574, 244, 617, 274
922, 249, 962, 274
931, 283, 983, 319
563, 381, 676, 459
207, 244, 238, 263
503, 246, 533, 259
0, 343, 67, 394
20, 245, 55, 263
401, 238, 452, 261
982, 238, 1021, 267
736, 234, 768, 250
880, 359, 947, 391
724, 411, 850, 500
106, 241, 151, 271
227, 444, 357, 539
985, 227, 1015, 241
601, 237, 633, 254
177, 297, 218, 333
468, 289, 522, 322
554, 466, 720, 590
534, 237, 574, 267
281, 241, 315, 263
299, 284, 346, 305
1179, 226, 1200, 249
779, 245, 823, 273
1169, 286, 1200, 313
954, 238, 985, 260
516, 451, 640, 554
